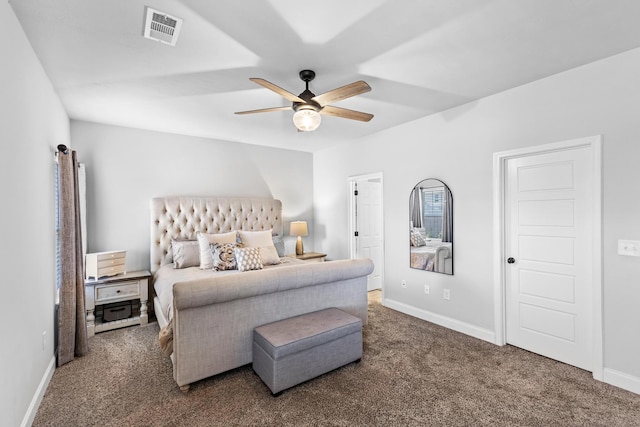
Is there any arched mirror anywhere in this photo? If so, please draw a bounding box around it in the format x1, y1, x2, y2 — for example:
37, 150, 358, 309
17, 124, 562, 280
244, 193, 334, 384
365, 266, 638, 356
409, 178, 453, 274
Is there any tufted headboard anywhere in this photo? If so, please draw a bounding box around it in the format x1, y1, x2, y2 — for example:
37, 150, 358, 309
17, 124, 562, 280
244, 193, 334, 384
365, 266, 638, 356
150, 196, 283, 274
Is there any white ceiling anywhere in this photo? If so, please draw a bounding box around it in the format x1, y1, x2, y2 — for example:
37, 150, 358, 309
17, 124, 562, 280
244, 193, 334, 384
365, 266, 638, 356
10, 0, 640, 152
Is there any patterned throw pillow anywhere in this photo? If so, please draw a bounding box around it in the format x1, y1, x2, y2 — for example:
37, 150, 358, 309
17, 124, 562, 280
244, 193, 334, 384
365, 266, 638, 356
410, 232, 427, 247
198, 231, 238, 269
235, 247, 263, 272
210, 242, 239, 271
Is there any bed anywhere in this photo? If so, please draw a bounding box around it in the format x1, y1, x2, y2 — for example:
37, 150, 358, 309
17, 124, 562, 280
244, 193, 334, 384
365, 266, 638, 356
410, 240, 452, 273
410, 228, 453, 274
150, 196, 374, 391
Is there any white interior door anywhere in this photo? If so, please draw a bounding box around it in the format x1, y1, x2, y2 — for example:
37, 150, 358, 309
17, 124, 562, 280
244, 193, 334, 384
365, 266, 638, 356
505, 146, 593, 371
351, 176, 383, 291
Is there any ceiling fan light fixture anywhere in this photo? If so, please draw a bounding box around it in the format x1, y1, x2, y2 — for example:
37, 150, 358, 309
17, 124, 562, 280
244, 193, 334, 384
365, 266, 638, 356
293, 108, 321, 132
236, 70, 373, 131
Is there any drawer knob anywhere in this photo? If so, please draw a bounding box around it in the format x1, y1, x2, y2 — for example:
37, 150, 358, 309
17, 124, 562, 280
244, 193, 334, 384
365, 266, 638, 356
116, 290, 121, 293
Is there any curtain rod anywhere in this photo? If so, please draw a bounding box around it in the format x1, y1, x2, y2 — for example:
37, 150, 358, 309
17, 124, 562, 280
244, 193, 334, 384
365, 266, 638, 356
55, 144, 79, 166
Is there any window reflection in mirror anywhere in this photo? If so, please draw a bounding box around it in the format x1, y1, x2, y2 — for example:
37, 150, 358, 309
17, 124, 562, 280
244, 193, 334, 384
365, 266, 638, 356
409, 179, 453, 274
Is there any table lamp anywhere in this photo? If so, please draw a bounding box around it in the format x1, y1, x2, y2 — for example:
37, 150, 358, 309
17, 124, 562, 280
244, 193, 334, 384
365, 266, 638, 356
290, 221, 308, 255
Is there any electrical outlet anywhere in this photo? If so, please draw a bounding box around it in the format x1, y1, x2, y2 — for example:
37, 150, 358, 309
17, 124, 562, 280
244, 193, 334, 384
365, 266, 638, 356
424, 284, 430, 294
443, 289, 450, 300
42, 331, 47, 351
618, 240, 640, 256
401, 280, 407, 288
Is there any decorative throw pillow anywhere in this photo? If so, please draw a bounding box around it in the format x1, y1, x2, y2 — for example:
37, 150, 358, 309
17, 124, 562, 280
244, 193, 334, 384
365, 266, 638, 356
272, 235, 285, 257
171, 239, 200, 269
210, 242, 239, 271
410, 231, 427, 247
235, 247, 263, 272
197, 231, 237, 269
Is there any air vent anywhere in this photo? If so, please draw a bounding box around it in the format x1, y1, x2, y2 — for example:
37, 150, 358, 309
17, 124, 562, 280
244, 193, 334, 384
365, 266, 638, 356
143, 6, 182, 46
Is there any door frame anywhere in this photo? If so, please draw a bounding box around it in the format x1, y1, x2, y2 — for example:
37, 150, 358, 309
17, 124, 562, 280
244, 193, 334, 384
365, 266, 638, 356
492, 135, 603, 380
348, 172, 384, 294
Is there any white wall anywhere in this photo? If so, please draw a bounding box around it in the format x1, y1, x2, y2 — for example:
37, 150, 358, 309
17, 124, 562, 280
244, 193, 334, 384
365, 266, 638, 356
71, 121, 314, 271
1, 3, 70, 426
314, 48, 640, 386
5, 7, 639, 424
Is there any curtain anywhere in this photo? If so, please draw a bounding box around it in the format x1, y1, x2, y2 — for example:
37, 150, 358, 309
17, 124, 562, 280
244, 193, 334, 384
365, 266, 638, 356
442, 187, 453, 243
410, 187, 423, 229
57, 149, 89, 366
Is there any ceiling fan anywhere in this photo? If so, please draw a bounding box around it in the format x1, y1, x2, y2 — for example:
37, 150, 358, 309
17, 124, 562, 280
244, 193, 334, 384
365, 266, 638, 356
235, 70, 373, 132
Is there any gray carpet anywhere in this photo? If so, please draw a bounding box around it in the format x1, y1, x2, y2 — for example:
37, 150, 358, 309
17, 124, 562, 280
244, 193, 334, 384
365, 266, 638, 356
34, 291, 640, 426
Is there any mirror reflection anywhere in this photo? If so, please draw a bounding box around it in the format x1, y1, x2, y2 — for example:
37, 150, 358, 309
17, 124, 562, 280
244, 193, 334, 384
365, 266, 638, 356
409, 179, 453, 274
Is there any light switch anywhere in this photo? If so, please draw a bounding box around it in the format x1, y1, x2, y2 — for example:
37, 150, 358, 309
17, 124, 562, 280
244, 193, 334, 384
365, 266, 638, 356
618, 240, 640, 257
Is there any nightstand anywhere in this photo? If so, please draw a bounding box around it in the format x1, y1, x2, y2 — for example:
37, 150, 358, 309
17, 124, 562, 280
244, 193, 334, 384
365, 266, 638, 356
84, 270, 150, 337
287, 252, 327, 262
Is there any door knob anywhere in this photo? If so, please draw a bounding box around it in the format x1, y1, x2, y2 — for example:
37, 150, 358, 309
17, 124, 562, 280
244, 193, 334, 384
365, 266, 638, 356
507, 257, 516, 264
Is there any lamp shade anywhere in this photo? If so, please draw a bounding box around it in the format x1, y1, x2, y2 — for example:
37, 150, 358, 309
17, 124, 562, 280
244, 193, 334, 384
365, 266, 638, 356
289, 221, 308, 237
292, 109, 321, 131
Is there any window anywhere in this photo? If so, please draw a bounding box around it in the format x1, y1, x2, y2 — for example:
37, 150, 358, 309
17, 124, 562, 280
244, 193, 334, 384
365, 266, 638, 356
55, 164, 61, 291
421, 187, 444, 239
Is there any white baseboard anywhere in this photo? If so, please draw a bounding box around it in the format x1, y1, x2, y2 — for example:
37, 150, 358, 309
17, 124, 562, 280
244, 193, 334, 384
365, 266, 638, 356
383, 298, 640, 396
603, 368, 640, 395
21, 355, 55, 427
383, 298, 495, 344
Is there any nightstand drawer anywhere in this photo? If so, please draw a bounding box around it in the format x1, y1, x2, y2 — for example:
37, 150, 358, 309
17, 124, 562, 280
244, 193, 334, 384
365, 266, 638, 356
95, 281, 140, 303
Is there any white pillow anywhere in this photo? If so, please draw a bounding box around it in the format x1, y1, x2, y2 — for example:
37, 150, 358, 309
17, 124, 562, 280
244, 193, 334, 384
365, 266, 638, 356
259, 245, 281, 265
196, 231, 237, 269
238, 229, 273, 247
238, 230, 280, 265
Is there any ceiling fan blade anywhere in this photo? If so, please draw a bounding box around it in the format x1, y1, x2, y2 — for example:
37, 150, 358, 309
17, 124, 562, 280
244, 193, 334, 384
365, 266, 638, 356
320, 105, 373, 122
235, 106, 292, 115
312, 80, 371, 106
250, 78, 305, 103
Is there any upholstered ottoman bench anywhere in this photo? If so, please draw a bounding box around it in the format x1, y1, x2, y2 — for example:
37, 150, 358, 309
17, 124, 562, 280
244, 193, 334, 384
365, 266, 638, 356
253, 308, 363, 395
